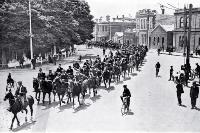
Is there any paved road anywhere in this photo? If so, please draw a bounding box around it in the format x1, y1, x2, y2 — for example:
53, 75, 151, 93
1, 47, 200, 132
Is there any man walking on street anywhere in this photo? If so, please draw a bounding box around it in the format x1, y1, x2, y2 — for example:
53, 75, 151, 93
190, 81, 199, 109
155, 62, 161, 77
176, 79, 184, 106
169, 66, 174, 81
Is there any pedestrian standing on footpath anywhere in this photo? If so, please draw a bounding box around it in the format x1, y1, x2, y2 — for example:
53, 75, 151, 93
155, 62, 161, 77
103, 48, 105, 55
190, 81, 199, 109
169, 66, 174, 81
176, 79, 184, 106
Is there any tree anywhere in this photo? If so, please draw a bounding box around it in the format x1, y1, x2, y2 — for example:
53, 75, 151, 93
65, 0, 95, 44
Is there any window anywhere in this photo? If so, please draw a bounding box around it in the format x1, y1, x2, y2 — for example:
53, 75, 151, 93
199, 19, 200, 28
144, 19, 146, 29
153, 37, 156, 45
141, 19, 143, 29
180, 17, 184, 28
199, 38, 200, 45
157, 37, 160, 45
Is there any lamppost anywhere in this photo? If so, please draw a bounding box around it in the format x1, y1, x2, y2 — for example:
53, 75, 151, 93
29, 0, 33, 69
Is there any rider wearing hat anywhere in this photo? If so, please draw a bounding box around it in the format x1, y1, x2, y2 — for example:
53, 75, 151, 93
120, 85, 131, 111
38, 68, 46, 80
15, 81, 27, 111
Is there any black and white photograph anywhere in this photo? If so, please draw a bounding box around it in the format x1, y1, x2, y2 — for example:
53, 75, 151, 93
0, 0, 200, 132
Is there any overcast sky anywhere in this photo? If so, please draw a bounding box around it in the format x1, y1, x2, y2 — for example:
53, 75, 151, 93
85, 0, 200, 19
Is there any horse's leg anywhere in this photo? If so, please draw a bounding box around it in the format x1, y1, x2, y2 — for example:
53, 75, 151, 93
24, 109, 28, 122
78, 95, 81, 106
29, 104, 33, 120
38, 91, 41, 103
103, 79, 107, 88
15, 114, 20, 127
43, 92, 46, 104
72, 96, 75, 108
10, 114, 16, 129
49, 93, 51, 104
61, 94, 65, 104
58, 94, 61, 106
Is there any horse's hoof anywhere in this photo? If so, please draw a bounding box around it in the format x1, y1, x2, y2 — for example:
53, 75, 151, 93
17, 123, 20, 126
62, 101, 65, 104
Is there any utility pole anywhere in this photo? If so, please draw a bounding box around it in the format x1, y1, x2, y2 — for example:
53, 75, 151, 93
147, 9, 150, 49
29, 0, 33, 69
185, 4, 192, 86
109, 21, 112, 40
183, 6, 187, 57
186, 4, 192, 67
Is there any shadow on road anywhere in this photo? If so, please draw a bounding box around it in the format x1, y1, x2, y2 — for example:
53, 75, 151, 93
90, 95, 101, 103
123, 77, 131, 81
58, 103, 73, 113
41, 101, 60, 110
106, 86, 115, 93
130, 73, 138, 77
73, 103, 91, 113
12, 120, 36, 132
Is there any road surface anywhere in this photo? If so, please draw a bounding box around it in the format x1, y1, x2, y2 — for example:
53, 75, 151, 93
1, 46, 200, 132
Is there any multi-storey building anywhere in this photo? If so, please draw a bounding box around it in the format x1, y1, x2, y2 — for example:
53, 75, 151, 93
93, 15, 136, 42
173, 7, 200, 53
135, 9, 156, 46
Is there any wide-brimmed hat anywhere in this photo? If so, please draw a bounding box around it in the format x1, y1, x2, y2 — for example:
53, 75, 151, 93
17, 81, 22, 85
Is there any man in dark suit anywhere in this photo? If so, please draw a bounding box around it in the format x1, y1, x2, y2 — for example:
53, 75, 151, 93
190, 81, 199, 109
38, 68, 46, 80
15, 81, 27, 110
176, 79, 184, 106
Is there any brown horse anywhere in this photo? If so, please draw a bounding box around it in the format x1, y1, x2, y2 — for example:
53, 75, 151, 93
53, 77, 69, 106
4, 90, 34, 130
68, 79, 84, 108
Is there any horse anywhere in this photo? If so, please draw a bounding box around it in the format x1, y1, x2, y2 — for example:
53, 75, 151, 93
113, 65, 121, 83
121, 61, 128, 79
68, 79, 84, 108
53, 77, 69, 106
102, 70, 111, 89
82, 76, 98, 97
34, 79, 53, 104
33, 78, 40, 103
4, 90, 34, 130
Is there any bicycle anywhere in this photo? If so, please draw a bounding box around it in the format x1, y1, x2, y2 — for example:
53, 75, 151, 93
121, 96, 129, 115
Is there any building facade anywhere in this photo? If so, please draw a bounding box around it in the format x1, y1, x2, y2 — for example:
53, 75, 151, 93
173, 8, 200, 53
150, 24, 174, 50
93, 15, 136, 42
135, 9, 156, 46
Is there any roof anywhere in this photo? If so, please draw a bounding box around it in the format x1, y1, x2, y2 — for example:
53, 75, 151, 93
160, 24, 174, 32
114, 32, 123, 37
151, 24, 174, 33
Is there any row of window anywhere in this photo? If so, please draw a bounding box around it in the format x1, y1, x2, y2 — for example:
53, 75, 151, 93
96, 25, 109, 32
178, 17, 200, 28
136, 18, 153, 30
152, 37, 165, 45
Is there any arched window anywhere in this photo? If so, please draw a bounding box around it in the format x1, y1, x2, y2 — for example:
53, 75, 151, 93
157, 37, 160, 45
153, 37, 156, 45
180, 17, 184, 28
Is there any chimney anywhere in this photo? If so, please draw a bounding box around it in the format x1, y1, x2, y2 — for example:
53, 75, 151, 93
113, 18, 116, 22
122, 15, 125, 19
117, 15, 119, 19
106, 15, 110, 22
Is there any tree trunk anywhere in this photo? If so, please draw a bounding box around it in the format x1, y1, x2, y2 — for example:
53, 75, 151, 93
1, 48, 7, 68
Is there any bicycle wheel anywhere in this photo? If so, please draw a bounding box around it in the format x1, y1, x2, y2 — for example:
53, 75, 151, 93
121, 104, 125, 115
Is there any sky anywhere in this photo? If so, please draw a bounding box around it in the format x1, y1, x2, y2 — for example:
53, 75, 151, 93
85, 0, 200, 19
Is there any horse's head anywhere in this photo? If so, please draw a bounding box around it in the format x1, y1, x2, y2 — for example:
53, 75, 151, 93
4, 90, 13, 101
6, 84, 13, 91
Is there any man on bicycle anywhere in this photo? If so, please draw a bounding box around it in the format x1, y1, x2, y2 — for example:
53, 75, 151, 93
120, 85, 131, 111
